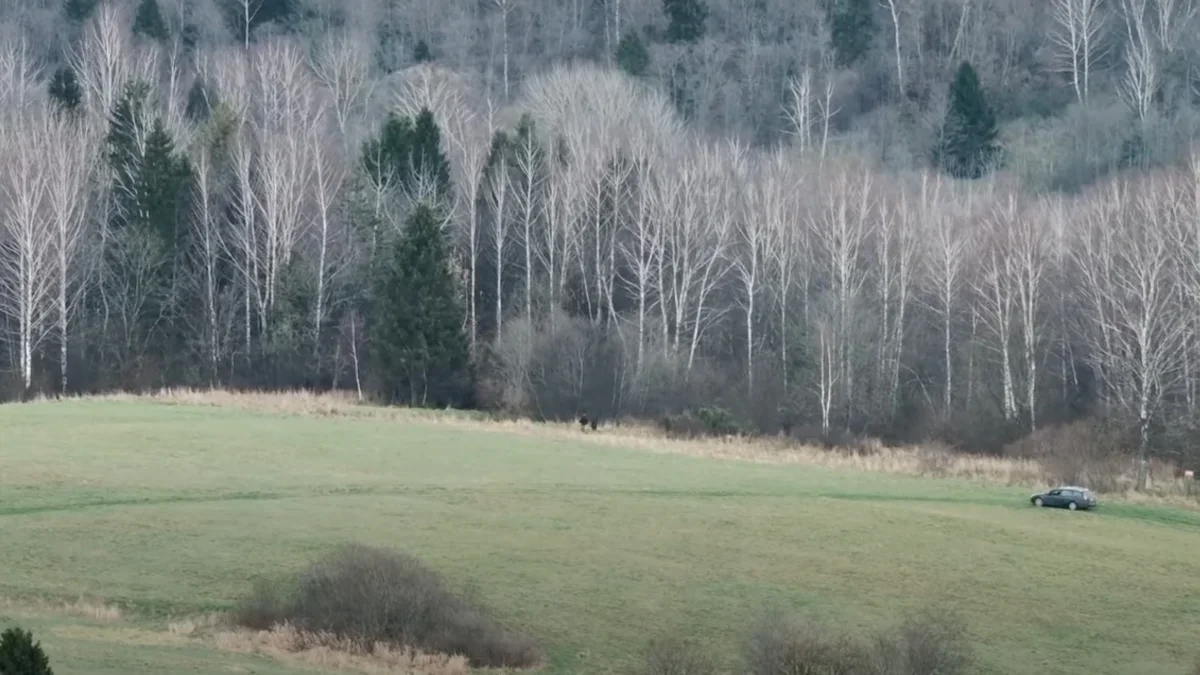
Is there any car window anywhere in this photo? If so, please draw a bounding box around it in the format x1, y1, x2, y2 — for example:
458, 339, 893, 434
1049, 489, 1061, 495
1064, 490, 1078, 497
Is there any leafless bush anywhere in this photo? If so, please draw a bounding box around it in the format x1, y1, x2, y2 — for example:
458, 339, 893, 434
234, 544, 543, 669
893, 610, 971, 675
744, 610, 868, 675
645, 638, 716, 675
743, 608, 972, 675
1004, 420, 1128, 491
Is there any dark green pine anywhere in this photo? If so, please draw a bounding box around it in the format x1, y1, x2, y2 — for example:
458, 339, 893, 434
133, 0, 170, 41
616, 31, 651, 77
935, 62, 1000, 180
370, 204, 471, 407
664, 0, 707, 44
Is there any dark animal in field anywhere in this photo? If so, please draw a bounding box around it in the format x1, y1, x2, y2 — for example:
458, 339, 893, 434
579, 415, 589, 430
590, 417, 598, 431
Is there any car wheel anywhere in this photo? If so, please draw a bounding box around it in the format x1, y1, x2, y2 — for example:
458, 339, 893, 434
1034, 497, 1044, 507
1068, 501, 1078, 511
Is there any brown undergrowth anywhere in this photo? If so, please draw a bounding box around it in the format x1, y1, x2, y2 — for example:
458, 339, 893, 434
0, 596, 123, 622
177, 620, 471, 675
25, 387, 1199, 504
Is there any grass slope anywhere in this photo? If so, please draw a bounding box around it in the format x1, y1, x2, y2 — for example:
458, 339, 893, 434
1, 400, 1198, 675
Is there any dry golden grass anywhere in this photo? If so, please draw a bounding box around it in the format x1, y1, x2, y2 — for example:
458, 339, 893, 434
32, 606, 469, 675
36, 386, 1199, 505
209, 623, 470, 675
0, 596, 124, 621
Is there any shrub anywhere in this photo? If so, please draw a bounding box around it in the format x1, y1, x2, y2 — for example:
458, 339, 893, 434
1004, 419, 1128, 491
695, 406, 739, 436
742, 608, 971, 675
660, 407, 740, 439
893, 610, 970, 675
645, 638, 715, 675
234, 544, 543, 669
0, 627, 53, 675
744, 610, 867, 675
660, 411, 707, 439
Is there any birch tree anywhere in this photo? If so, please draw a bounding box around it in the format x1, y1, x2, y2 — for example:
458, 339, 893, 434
1119, 0, 1157, 123
1075, 178, 1188, 489
920, 176, 969, 416
810, 162, 873, 419
42, 108, 97, 393
0, 113, 53, 392
975, 193, 1020, 422
1050, 0, 1108, 103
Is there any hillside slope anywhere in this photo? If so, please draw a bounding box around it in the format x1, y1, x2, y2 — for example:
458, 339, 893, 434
1, 398, 1198, 674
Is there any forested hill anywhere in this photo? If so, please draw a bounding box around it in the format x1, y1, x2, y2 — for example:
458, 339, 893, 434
1, 0, 1200, 468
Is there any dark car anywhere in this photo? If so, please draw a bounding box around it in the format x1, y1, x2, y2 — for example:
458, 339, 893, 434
1030, 486, 1098, 511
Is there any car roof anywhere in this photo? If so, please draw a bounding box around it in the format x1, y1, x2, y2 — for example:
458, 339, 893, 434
1057, 486, 1092, 492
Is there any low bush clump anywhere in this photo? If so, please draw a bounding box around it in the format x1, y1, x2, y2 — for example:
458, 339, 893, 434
660, 406, 740, 439
234, 544, 543, 669
0, 627, 53, 675
645, 637, 716, 675
745, 610, 866, 675
742, 607, 971, 675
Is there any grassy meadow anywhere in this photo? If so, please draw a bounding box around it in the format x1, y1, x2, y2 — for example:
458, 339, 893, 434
0, 395, 1198, 675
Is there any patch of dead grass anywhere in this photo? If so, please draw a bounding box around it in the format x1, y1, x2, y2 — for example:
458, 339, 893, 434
0, 596, 123, 621
36, 387, 1200, 506
211, 623, 471, 675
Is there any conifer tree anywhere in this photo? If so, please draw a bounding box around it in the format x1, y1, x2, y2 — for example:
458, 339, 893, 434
133, 0, 170, 41
616, 32, 651, 77
829, 0, 876, 67
48, 66, 82, 114
370, 203, 472, 406
410, 109, 452, 200
63, 0, 97, 23
933, 62, 1000, 180
137, 118, 194, 251
106, 82, 193, 251
362, 108, 451, 202
664, 0, 707, 43
0, 627, 53, 675
413, 39, 433, 63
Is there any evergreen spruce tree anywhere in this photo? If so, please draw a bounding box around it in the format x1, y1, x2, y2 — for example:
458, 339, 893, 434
186, 79, 213, 121
616, 32, 651, 77
828, 0, 876, 67
370, 203, 471, 406
107, 81, 152, 224
361, 108, 451, 201
664, 0, 707, 43
106, 81, 193, 251
137, 118, 194, 251
63, 0, 97, 23
48, 66, 82, 114
133, 0, 170, 41
362, 114, 413, 185
0, 627, 53, 675
934, 62, 1000, 180
413, 39, 433, 63
410, 109, 452, 199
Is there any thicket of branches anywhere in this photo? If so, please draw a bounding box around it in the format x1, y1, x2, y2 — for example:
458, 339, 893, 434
3, 0, 1200, 476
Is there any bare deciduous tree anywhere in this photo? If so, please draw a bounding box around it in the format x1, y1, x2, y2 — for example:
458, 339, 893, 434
0, 112, 54, 391
1050, 0, 1108, 103
42, 109, 97, 394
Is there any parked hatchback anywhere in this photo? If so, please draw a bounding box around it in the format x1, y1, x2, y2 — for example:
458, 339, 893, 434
1030, 486, 1098, 511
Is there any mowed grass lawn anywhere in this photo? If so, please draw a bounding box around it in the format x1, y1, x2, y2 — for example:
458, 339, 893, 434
1, 401, 1199, 675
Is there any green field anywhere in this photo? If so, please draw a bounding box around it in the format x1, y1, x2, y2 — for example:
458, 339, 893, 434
1, 400, 1199, 675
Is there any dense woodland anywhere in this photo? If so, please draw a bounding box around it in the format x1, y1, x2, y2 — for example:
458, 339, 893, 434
2, 0, 1200, 474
